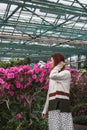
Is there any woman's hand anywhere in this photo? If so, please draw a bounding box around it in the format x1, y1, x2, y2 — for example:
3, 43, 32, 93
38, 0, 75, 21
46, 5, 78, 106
42, 113, 47, 119
59, 61, 65, 67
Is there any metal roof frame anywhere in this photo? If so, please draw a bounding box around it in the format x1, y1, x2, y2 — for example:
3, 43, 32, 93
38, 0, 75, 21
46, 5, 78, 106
0, 0, 87, 45
0, 0, 87, 60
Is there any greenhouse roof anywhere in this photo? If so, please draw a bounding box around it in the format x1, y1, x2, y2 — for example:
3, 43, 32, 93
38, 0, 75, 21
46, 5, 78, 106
0, 0, 87, 61
0, 0, 87, 45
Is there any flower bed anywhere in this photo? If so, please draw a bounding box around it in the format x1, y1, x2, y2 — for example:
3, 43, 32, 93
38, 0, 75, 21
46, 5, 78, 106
0, 64, 87, 129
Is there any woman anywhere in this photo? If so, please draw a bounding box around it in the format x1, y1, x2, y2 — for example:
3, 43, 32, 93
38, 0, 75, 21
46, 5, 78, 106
42, 53, 74, 130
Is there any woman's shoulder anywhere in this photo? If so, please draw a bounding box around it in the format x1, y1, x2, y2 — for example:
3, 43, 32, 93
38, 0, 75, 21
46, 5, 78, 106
64, 69, 71, 76
64, 69, 71, 73
61, 69, 71, 76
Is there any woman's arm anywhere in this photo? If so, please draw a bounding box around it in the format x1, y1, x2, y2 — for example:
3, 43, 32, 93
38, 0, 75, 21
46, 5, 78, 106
42, 91, 49, 115
49, 63, 70, 80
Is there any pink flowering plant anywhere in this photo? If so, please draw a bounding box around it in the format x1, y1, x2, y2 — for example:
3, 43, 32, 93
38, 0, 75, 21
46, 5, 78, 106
68, 68, 87, 125
0, 62, 87, 128
0, 62, 51, 129
0, 63, 50, 97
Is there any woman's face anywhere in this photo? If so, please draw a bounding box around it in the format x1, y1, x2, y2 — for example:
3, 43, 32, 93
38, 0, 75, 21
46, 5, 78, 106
50, 57, 55, 69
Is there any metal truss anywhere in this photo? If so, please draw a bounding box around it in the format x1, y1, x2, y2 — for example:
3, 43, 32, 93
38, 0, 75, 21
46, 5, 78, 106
0, 0, 87, 44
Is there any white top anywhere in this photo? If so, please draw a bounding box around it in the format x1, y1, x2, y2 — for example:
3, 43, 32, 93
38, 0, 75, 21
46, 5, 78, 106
42, 64, 71, 114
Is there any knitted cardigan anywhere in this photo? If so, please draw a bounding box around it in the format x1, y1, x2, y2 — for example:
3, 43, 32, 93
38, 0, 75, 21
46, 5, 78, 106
42, 64, 71, 114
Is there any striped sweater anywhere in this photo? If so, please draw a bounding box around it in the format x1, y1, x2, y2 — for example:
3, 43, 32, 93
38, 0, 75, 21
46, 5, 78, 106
42, 64, 71, 114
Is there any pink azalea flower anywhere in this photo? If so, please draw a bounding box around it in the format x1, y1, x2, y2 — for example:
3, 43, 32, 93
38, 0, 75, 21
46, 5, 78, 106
22, 65, 31, 70
7, 73, 14, 79
0, 68, 5, 73
24, 83, 30, 88
44, 85, 49, 90
28, 78, 32, 83
29, 69, 34, 74
34, 68, 40, 73
34, 64, 40, 73
8, 91, 14, 96
20, 95, 24, 99
36, 78, 39, 82
18, 68, 23, 72
5, 83, 10, 90
39, 77, 44, 83
0, 78, 5, 84
32, 74, 37, 79
16, 81, 22, 88
40, 72, 45, 77
44, 61, 51, 69
10, 66, 19, 72
5, 68, 9, 73
16, 113, 22, 118
23, 101, 27, 107
67, 67, 79, 73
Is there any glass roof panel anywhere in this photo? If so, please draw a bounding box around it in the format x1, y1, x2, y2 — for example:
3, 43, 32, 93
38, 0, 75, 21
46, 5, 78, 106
0, 3, 7, 19
0, 0, 87, 45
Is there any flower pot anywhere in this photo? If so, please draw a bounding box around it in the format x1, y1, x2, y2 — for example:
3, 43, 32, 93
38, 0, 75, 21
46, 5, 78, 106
74, 124, 87, 130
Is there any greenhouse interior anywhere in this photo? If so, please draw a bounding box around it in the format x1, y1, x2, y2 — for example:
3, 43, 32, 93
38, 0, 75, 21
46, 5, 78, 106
0, 0, 87, 130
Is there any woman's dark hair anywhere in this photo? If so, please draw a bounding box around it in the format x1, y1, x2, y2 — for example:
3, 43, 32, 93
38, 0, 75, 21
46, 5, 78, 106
51, 52, 65, 67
